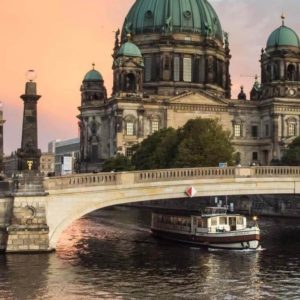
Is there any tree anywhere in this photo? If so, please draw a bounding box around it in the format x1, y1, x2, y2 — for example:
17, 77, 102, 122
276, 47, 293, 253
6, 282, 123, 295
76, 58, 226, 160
281, 136, 300, 165
102, 154, 134, 172
132, 128, 177, 170
131, 118, 234, 169
173, 118, 234, 167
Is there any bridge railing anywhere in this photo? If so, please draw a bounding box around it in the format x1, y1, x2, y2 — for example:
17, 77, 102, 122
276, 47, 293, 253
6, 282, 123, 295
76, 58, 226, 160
44, 172, 117, 190
44, 166, 300, 190
254, 166, 300, 176
134, 167, 236, 182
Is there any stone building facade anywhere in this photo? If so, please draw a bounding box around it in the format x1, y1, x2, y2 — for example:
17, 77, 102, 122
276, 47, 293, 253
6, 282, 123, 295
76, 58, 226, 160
39, 153, 55, 176
78, 0, 300, 172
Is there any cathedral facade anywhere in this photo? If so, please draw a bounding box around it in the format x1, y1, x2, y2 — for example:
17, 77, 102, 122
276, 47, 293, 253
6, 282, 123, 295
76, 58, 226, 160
78, 0, 300, 172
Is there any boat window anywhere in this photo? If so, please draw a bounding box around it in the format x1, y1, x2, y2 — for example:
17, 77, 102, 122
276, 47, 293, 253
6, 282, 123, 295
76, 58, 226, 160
219, 216, 227, 225
197, 218, 202, 227
157, 214, 191, 226
211, 217, 218, 226
197, 218, 207, 228
237, 216, 244, 225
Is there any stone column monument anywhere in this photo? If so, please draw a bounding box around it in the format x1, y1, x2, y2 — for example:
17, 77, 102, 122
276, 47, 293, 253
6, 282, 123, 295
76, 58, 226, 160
15, 70, 45, 195
17, 71, 41, 171
6, 70, 50, 252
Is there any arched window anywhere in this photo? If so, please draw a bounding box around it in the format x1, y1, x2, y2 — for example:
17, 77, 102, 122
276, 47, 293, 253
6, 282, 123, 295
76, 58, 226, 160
124, 73, 136, 92
150, 116, 161, 134
232, 119, 244, 138
183, 57, 192, 82
288, 123, 296, 136
174, 55, 180, 81
266, 65, 272, 82
144, 56, 152, 82
234, 124, 242, 137
124, 115, 136, 136
286, 118, 297, 137
287, 64, 296, 81
273, 63, 279, 80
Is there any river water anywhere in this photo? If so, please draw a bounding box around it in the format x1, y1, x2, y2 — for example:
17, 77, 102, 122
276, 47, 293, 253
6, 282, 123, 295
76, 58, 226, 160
0, 206, 299, 300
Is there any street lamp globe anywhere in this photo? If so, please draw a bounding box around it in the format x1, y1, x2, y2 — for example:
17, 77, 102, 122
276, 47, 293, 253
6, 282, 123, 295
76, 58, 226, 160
26, 69, 37, 82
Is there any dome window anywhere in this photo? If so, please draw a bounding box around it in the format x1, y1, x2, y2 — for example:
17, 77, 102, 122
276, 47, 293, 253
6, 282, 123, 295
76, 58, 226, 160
183, 10, 192, 19
145, 10, 153, 19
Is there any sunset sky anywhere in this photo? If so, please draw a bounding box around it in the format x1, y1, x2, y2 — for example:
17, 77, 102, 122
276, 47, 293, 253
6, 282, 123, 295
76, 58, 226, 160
1, 0, 300, 155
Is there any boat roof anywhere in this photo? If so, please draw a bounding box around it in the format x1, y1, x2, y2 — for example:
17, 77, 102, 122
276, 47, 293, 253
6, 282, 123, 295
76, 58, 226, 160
201, 207, 242, 217
152, 207, 243, 218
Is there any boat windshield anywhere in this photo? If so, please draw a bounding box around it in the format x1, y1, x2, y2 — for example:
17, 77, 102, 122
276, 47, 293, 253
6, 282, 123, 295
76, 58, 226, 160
203, 207, 227, 215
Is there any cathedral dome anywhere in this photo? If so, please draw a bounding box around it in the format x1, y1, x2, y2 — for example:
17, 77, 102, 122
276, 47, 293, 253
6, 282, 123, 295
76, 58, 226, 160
83, 68, 103, 81
117, 41, 142, 57
267, 25, 300, 48
122, 0, 223, 41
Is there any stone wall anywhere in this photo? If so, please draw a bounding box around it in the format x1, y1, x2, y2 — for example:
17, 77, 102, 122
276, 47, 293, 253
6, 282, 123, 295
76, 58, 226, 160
0, 197, 13, 251
6, 196, 50, 252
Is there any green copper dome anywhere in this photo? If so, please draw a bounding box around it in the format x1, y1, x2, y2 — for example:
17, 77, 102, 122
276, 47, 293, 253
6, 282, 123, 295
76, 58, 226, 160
83, 69, 103, 81
267, 25, 300, 48
123, 0, 223, 41
117, 41, 142, 57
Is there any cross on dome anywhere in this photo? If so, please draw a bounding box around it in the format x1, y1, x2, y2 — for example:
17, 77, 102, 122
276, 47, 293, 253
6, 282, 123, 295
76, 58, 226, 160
281, 13, 285, 26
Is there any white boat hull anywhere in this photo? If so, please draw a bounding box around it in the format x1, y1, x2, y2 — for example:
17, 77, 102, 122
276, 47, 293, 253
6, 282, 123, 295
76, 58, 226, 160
151, 228, 260, 250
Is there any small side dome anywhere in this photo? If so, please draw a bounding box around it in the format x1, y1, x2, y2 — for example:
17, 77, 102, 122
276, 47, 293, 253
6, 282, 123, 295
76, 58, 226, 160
267, 25, 300, 48
117, 41, 142, 57
83, 67, 103, 82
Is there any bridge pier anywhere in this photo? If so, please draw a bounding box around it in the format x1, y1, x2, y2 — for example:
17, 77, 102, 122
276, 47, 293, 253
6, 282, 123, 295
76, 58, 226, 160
6, 172, 51, 252
0, 196, 13, 252
6, 195, 51, 253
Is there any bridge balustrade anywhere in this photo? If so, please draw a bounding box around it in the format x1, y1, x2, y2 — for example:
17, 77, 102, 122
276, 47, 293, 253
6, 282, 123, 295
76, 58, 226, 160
255, 166, 300, 176
135, 167, 236, 183
44, 166, 300, 190
44, 173, 117, 190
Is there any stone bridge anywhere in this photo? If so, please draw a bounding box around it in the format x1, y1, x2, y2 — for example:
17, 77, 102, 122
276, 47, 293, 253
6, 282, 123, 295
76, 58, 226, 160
3, 166, 300, 252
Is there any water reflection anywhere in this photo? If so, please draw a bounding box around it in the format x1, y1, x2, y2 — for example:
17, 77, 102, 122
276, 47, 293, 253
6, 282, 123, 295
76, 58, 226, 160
0, 207, 299, 299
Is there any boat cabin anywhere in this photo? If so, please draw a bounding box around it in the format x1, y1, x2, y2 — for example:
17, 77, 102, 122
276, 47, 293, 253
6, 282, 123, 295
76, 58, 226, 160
152, 208, 248, 235
192, 214, 247, 234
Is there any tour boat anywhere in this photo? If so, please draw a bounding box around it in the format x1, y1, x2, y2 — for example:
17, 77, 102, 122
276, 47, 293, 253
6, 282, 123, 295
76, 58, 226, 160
151, 207, 260, 250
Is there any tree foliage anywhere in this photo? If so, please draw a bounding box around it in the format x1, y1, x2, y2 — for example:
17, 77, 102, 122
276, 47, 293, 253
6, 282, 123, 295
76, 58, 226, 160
132, 118, 234, 170
102, 154, 134, 172
174, 118, 234, 167
281, 136, 300, 165
132, 128, 178, 170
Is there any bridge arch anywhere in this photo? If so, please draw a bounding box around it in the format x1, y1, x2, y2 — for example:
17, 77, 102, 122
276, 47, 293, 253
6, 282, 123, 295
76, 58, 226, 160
44, 166, 300, 250
46, 185, 187, 249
